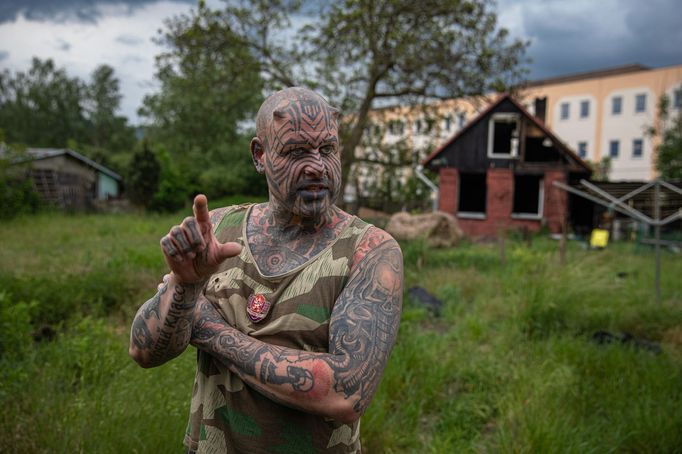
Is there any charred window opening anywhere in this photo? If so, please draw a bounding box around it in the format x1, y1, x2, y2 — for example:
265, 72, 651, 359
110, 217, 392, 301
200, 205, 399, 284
487, 113, 520, 158
512, 174, 543, 217
524, 123, 562, 163
534, 97, 547, 123
458, 173, 487, 217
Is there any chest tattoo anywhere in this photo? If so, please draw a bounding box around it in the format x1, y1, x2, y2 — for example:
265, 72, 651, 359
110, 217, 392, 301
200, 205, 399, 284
246, 204, 349, 276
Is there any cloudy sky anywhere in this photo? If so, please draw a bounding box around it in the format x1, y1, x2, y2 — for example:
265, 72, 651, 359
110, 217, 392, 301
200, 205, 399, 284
1, 0, 681, 124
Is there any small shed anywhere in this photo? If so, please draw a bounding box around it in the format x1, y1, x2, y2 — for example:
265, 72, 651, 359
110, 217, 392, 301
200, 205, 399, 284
422, 94, 592, 237
22, 148, 122, 210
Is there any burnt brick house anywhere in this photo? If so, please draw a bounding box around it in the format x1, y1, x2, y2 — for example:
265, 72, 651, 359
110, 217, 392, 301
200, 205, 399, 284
422, 94, 592, 237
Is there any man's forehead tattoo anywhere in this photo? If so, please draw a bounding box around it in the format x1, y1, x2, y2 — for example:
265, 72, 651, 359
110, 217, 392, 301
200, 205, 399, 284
256, 87, 339, 151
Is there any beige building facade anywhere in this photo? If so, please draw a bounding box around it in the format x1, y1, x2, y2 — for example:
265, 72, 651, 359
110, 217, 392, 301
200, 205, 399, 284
521, 63, 682, 181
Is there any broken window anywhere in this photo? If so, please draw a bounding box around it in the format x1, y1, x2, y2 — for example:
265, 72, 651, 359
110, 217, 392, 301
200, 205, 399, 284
458, 173, 487, 217
487, 113, 520, 158
512, 175, 543, 217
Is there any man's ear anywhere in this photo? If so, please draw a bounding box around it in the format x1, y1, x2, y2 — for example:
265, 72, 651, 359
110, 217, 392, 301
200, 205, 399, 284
250, 137, 265, 174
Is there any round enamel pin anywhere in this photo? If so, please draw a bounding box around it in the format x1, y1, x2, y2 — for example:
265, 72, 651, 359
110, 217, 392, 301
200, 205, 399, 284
247, 294, 271, 323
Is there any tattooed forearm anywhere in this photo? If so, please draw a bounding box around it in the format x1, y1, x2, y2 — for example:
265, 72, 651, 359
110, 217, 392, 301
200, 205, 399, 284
326, 239, 403, 413
190, 236, 403, 422
129, 278, 203, 368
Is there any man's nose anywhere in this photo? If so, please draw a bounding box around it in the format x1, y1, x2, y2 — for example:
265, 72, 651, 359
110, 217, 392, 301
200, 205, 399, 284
303, 151, 325, 179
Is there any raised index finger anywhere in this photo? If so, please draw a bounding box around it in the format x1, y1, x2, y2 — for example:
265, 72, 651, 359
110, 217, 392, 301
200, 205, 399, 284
193, 194, 210, 224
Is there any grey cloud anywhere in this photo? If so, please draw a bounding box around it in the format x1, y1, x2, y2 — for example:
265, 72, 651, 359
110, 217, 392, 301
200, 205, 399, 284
499, 0, 682, 81
122, 54, 145, 64
0, 0, 194, 24
56, 38, 71, 52
0, 50, 8, 61
116, 34, 144, 46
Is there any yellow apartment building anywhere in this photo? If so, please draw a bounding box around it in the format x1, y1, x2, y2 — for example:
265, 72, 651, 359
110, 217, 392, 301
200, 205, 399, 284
521, 63, 682, 181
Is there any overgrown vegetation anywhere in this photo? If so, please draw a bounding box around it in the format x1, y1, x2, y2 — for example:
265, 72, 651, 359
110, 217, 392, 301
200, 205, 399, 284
1, 211, 681, 452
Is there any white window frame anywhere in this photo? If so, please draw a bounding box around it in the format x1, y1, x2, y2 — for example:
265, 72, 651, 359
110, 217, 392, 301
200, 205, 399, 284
632, 138, 643, 159
609, 140, 620, 158
612, 96, 622, 115
511, 177, 544, 220
580, 100, 590, 118
635, 93, 647, 113
560, 102, 570, 120
457, 173, 487, 219
577, 141, 588, 158
487, 113, 520, 159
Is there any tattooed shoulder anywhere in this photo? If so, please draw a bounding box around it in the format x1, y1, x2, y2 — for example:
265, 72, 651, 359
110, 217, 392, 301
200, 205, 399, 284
352, 226, 399, 271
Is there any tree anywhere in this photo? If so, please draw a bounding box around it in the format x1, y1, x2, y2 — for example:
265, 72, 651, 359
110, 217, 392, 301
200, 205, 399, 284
221, 0, 528, 198
651, 90, 682, 180
126, 141, 161, 208
0, 58, 135, 169
139, 1, 265, 197
0, 58, 88, 147
85, 65, 136, 155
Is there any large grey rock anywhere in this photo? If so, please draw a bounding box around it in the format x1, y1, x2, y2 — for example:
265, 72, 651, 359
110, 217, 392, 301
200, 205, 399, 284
385, 211, 463, 248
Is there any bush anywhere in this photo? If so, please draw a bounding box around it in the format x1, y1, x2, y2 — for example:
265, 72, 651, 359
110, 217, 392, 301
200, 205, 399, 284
149, 148, 192, 212
125, 141, 160, 207
0, 292, 35, 362
0, 151, 42, 220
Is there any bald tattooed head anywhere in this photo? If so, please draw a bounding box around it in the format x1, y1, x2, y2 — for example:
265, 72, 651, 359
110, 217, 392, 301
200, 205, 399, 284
251, 87, 341, 222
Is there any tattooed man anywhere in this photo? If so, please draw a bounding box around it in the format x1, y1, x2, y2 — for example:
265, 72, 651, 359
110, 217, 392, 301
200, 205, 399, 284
129, 87, 403, 453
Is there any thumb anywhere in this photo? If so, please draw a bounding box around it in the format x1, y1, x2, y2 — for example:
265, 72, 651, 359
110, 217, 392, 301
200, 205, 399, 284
215, 241, 242, 261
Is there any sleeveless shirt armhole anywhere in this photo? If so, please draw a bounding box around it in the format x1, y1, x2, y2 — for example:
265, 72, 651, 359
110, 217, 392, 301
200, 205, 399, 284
213, 203, 253, 234
350, 218, 374, 270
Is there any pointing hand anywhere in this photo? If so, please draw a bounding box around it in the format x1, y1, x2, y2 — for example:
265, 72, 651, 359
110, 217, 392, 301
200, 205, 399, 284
159, 194, 241, 284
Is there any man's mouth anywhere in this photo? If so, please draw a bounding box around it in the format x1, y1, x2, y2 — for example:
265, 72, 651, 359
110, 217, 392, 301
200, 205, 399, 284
297, 180, 329, 192
301, 184, 326, 192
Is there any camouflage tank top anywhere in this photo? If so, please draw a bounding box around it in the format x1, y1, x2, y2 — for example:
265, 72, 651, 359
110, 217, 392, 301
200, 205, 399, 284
184, 204, 372, 454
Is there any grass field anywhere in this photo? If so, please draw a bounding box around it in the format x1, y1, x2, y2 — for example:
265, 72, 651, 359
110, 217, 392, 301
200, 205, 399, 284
1, 208, 682, 453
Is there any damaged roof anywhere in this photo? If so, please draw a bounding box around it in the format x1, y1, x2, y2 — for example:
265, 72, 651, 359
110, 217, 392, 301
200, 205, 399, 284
421, 93, 592, 173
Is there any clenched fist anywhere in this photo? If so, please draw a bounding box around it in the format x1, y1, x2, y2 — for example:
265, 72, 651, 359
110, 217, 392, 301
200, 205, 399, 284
159, 194, 241, 284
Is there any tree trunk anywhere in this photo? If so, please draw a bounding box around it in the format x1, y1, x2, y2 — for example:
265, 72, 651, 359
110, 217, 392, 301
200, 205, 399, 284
339, 83, 377, 212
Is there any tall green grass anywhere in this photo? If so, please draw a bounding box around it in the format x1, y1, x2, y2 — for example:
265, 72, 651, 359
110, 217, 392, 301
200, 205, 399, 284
1, 212, 681, 452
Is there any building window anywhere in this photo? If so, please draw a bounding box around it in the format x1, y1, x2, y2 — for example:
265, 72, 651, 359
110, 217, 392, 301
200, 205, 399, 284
458, 173, 486, 217
612, 96, 622, 115
632, 138, 643, 158
414, 119, 423, 134
580, 100, 590, 118
560, 102, 570, 120
609, 140, 620, 158
487, 113, 520, 158
388, 120, 404, 136
635, 94, 646, 113
512, 175, 543, 218
674, 88, 682, 109
458, 112, 466, 128
443, 116, 452, 132
577, 141, 587, 158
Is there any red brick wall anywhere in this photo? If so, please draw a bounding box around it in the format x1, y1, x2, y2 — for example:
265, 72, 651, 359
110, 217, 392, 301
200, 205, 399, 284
437, 167, 568, 238
438, 168, 458, 214
543, 169, 568, 234
487, 168, 513, 224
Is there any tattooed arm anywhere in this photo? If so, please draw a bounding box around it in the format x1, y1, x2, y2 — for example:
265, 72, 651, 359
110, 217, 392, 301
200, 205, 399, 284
129, 274, 204, 368
129, 196, 240, 368
191, 228, 403, 423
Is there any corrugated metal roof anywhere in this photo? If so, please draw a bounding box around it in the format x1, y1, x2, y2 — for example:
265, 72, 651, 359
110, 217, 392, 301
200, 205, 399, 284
24, 148, 122, 181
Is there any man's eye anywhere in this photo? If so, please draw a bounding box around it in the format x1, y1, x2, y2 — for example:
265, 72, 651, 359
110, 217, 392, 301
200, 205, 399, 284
290, 148, 306, 157
320, 145, 335, 155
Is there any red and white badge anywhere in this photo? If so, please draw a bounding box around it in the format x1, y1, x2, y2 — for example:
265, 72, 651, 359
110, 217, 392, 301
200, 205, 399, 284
247, 294, 272, 323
